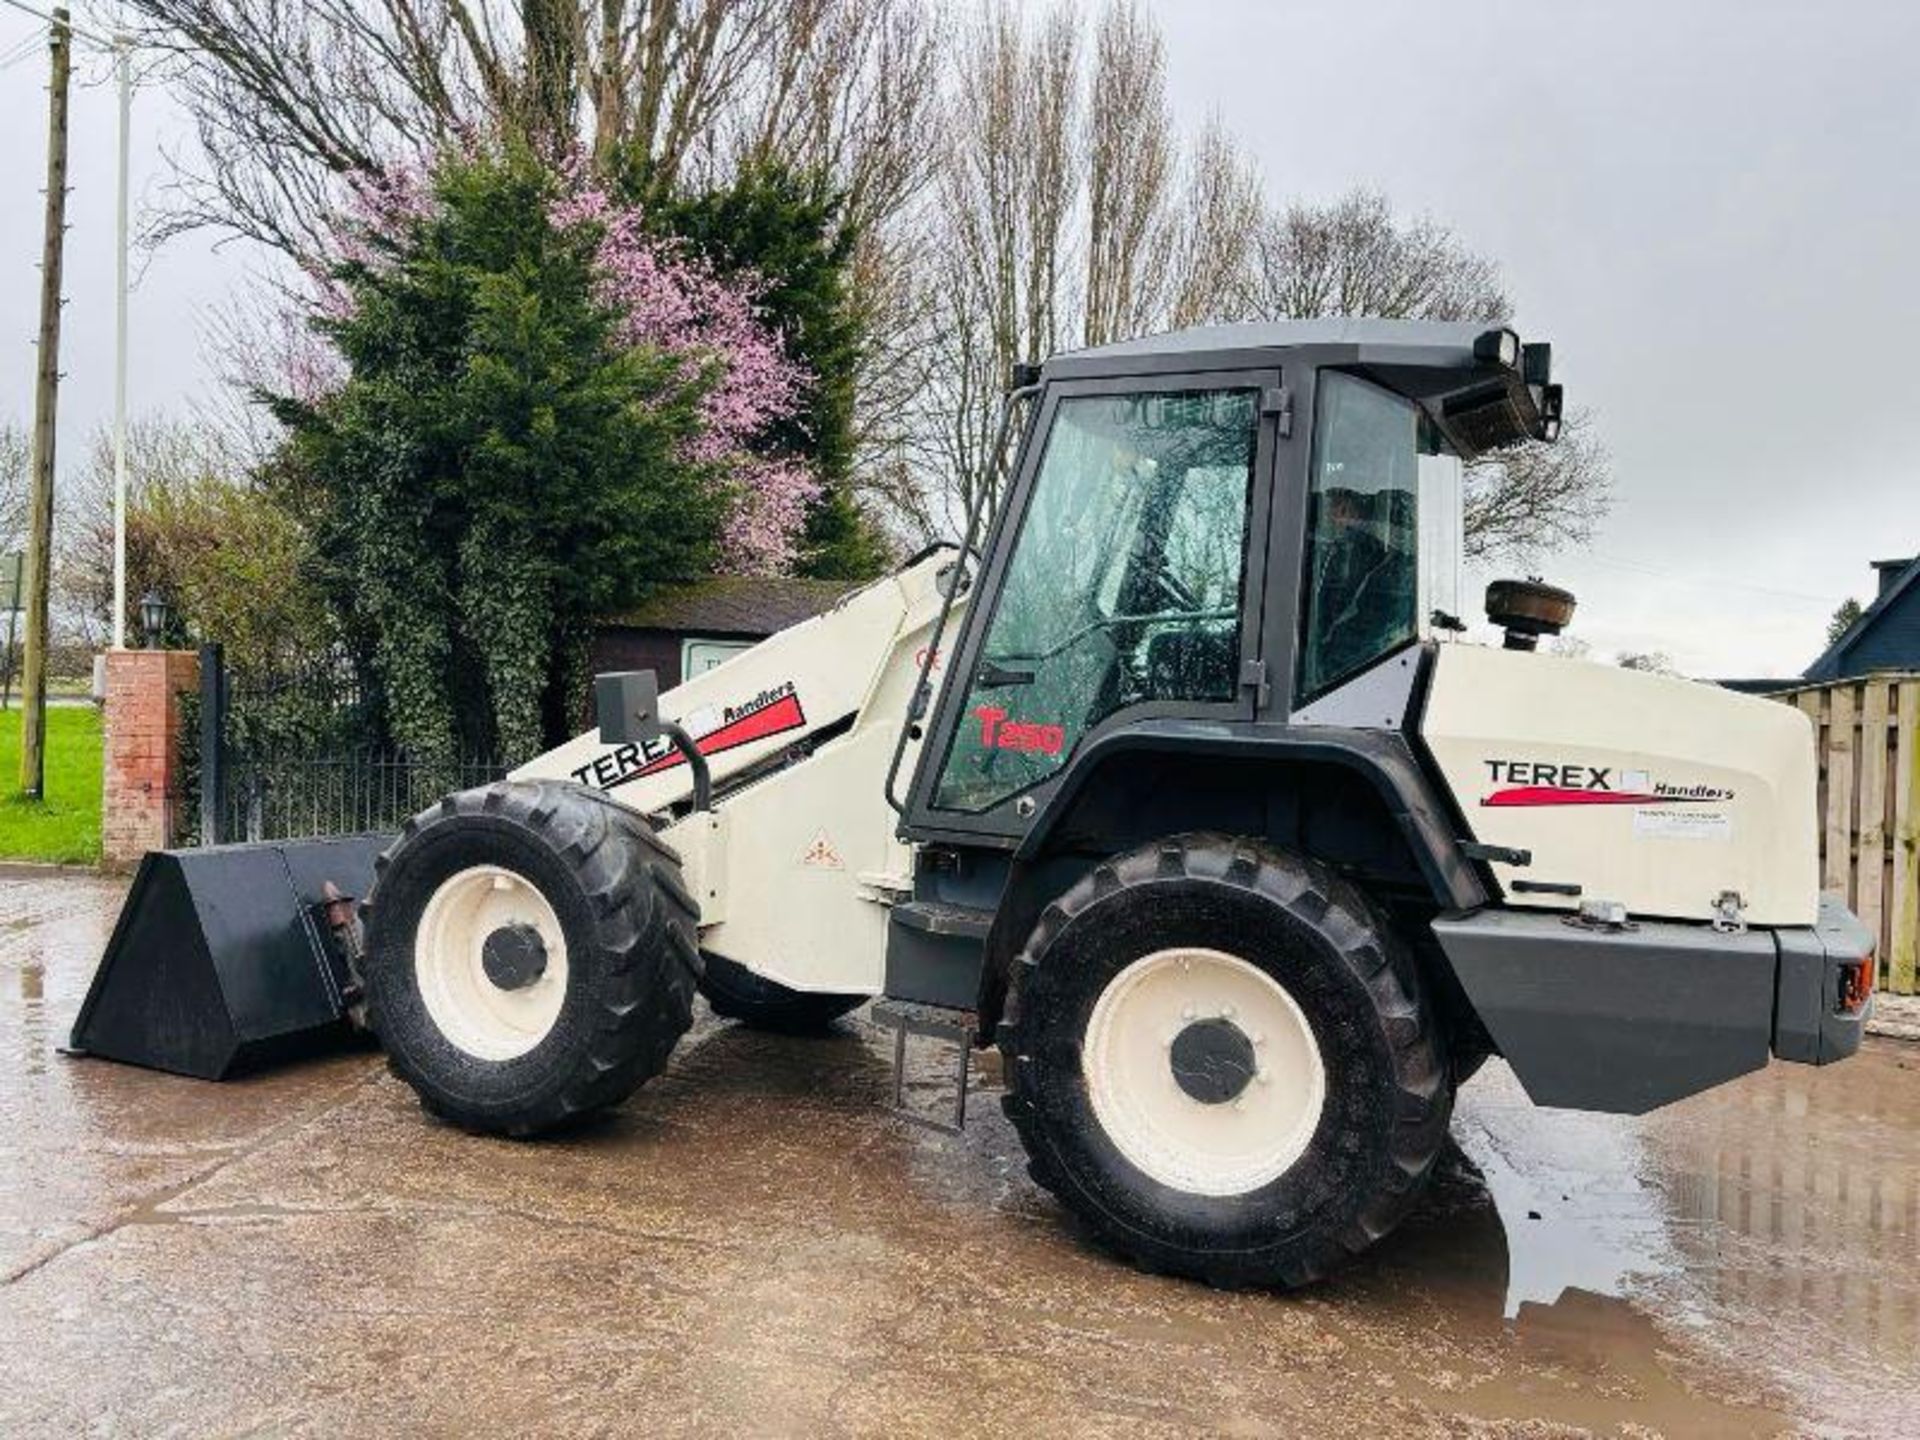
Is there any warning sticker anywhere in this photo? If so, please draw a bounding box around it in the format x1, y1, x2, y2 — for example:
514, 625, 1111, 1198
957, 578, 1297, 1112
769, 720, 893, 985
1633, 807, 1732, 842
800, 830, 845, 870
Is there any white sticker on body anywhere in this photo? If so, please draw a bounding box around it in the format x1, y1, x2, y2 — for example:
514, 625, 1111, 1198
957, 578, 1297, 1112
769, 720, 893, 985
1632, 807, 1731, 841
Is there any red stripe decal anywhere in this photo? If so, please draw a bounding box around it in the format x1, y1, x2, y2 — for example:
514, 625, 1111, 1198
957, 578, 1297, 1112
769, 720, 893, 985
1483, 786, 1715, 807
627, 692, 808, 781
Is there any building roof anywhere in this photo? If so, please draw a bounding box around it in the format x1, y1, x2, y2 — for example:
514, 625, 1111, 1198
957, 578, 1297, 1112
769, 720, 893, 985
603, 575, 860, 637
1804, 553, 1920, 681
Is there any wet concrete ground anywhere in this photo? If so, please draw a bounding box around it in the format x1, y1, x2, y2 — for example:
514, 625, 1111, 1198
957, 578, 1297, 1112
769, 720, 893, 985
3, 874, 1917, 1437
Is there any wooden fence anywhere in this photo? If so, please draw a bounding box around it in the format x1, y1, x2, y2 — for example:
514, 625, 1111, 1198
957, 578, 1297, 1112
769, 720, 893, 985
1775, 673, 1920, 994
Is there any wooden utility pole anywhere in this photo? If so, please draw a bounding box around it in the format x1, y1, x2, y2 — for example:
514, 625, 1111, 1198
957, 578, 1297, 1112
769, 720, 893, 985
19, 8, 71, 798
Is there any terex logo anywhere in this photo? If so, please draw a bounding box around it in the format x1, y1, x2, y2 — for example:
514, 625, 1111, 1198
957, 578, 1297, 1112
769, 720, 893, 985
1479, 758, 1733, 808
975, 705, 1065, 756
1484, 759, 1612, 790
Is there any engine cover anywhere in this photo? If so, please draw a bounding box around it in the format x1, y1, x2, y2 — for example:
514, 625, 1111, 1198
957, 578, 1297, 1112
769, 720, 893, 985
1420, 645, 1819, 926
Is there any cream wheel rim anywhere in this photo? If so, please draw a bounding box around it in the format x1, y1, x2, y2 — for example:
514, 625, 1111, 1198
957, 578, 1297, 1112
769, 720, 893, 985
414, 864, 570, 1061
1082, 946, 1326, 1197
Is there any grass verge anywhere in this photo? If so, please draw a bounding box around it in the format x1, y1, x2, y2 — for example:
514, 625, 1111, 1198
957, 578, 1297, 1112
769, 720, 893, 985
0, 704, 102, 864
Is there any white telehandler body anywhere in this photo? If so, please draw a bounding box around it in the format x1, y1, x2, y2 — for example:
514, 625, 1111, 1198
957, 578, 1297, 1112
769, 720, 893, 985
74, 320, 1874, 1289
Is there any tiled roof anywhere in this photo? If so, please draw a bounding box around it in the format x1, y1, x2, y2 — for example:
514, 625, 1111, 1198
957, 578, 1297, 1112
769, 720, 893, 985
602, 575, 860, 637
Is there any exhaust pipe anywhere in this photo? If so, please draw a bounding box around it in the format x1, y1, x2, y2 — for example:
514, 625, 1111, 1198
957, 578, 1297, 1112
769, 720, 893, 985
68, 834, 392, 1080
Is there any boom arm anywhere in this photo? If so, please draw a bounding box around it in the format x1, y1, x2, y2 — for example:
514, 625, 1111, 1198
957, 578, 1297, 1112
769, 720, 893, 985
512, 552, 966, 995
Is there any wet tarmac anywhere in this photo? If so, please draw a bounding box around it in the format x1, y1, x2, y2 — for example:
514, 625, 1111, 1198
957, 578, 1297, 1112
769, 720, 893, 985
2, 873, 1916, 1437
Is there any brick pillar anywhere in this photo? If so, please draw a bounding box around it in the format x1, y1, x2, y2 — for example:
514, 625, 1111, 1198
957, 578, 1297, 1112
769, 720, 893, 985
101, 649, 200, 870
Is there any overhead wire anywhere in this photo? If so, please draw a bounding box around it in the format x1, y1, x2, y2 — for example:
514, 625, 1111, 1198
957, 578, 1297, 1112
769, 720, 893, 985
1572, 552, 1842, 607
0, 22, 46, 69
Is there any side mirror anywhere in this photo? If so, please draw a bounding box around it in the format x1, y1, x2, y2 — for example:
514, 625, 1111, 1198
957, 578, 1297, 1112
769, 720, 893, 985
596, 670, 663, 744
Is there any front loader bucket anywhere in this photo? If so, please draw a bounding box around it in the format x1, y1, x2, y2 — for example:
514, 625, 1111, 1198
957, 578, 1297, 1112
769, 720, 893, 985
69, 834, 393, 1080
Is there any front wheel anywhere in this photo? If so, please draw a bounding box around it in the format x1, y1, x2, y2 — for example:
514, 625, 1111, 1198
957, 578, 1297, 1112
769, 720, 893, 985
1000, 835, 1450, 1289
361, 780, 701, 1136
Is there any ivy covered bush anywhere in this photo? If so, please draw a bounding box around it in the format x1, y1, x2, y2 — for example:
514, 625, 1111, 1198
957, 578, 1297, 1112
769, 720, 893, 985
272, 146, 862, 767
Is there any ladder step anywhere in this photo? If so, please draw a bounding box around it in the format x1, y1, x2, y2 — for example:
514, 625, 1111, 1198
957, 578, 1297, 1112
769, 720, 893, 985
871, 1000, 976, 1135
890, 901, 994, 939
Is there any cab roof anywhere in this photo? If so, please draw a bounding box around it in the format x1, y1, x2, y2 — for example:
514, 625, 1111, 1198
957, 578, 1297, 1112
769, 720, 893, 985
1039, 318, 1561, 458
1042, 318, 1500, 380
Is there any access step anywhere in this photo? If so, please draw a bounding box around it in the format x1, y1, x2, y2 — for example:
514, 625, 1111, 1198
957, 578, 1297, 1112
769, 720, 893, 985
890, 900, 994, 938
871, 999, 976, 1135
885, 901, 994, 1010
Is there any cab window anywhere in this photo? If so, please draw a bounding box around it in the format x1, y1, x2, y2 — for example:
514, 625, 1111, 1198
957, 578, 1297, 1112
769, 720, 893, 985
1297, 372, 1421, 700
933, 389, 1258, 814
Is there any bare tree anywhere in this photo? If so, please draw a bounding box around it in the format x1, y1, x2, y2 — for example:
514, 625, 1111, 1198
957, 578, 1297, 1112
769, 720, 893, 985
140, 0, 1601, 565
906, 0, 1266, 537
55, 418, 222, 645
133, 0, 937, 255
1161, 120, 1263, 330
1252, 188, 1509, 324
0, 425, 28, 556
1617, 650, 1677, 675
1081, 0, 1168, 347
1246, 188, 1606, 561
906, 1, 1083, 533
1463, 409, 1610, 564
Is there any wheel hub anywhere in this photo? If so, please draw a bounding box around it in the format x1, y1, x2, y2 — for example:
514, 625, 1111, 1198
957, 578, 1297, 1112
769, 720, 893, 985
481, 923, 548, 991
1081, 946, 1327, 1197
413, 865, 570, 1061
1168, 1017, 1257, 1104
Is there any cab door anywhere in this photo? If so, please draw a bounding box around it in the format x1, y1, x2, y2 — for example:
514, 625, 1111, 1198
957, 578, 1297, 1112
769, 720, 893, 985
905, 370, 1280, 846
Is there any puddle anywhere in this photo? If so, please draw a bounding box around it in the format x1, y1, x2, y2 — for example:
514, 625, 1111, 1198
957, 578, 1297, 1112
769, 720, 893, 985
1452, 1101, 1677, 1317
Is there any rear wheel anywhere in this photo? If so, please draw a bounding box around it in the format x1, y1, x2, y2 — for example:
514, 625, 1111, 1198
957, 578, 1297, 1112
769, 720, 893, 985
361, 780, 701, 1136
699, 953, 865, 1032
1000, 834, 1450, 1289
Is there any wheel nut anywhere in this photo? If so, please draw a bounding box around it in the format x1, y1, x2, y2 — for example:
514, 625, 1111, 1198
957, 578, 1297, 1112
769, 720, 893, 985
1181, 1004, 1196, 1021
1221, 1004, 1236, 1021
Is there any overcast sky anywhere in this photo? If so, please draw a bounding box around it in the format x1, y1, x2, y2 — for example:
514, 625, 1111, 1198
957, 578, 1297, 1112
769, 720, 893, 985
3, 1, 1917, 677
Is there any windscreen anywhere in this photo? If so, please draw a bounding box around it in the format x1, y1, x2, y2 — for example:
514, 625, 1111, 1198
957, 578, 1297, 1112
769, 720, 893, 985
932, 389, 1258, 813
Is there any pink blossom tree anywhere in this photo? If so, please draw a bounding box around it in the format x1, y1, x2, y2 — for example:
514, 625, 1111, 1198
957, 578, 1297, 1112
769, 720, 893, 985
312, 153, 822, 577
550, 180, 820, 575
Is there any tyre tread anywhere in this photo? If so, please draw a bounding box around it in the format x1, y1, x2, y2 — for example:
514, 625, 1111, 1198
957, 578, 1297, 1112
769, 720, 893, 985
362, 779, 701, 1136
998, 833, 1452, 1289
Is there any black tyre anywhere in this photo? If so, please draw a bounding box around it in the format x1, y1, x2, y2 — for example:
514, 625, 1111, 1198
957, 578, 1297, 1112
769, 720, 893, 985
999, 834, 1450, 1289
699, 952, 865, 1032
360, 780, 701, 1136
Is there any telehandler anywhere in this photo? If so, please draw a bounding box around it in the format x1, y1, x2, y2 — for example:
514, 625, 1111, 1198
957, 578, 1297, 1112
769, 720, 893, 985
73, 319, 1875, 1288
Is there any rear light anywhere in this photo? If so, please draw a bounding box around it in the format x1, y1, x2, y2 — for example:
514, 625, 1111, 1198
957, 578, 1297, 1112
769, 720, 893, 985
1838, 951, 1875, 1013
